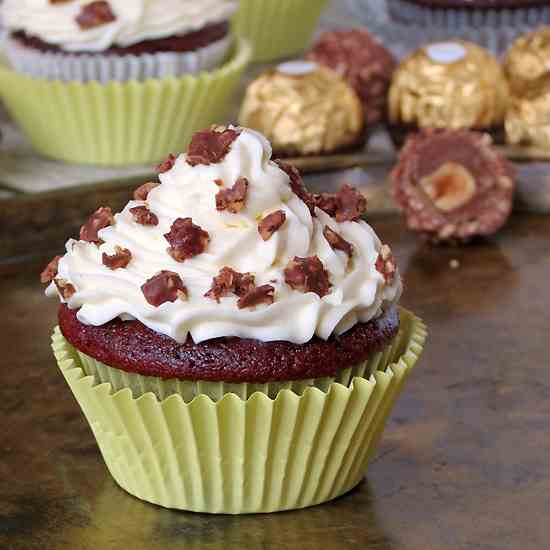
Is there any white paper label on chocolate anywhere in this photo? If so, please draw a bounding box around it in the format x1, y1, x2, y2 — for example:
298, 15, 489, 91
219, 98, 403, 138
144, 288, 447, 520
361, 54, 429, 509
277, 61, 318, 76
426, 42, 466, 64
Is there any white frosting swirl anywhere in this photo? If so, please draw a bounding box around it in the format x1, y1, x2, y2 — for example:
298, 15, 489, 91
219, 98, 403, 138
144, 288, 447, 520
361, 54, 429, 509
2, 0, 237, 52
47, 128, 402, 344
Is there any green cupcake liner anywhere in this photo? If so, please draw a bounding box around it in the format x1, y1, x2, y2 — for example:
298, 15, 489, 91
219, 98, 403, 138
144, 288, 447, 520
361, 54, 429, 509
0, 38, 251, 166
232, 0, 328, 63
71, 327, 404, 401
51, 308, 426, 514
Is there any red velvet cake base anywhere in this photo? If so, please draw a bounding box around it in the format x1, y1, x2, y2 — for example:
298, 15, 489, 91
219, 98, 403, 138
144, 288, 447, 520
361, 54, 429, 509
58, 304, 400, 384
12, 21, 229, 56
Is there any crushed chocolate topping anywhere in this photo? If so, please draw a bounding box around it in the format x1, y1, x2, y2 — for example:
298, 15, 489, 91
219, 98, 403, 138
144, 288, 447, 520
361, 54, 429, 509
284, 256, 331, 298
323, 226, 353, 257
375, 245, 397, 284
141, 270, 187, 307
164, 218, 210, 262
133, 181, 159, 201
237, 284, 275, 309
102, 246, 132, 270
215, 177, 249, 213
54, 278, 76, 300
204, 267, 256, 303
156, 153, 177, 173
130, 205, 159, 226
76, 1, 116, 30
187, 127, 240, 166
258, 209, 286, 241
80, 207, 114, 244
40, 255, 62, 284
275, 160, 316, 215
315, 184, 367, 222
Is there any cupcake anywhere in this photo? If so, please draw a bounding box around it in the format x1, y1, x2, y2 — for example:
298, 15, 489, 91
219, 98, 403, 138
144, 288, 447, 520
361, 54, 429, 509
391, 128, 515, 243
46, 125, 426, 513
2, 0, 238, 82
0, 1, 250, 165
306, 28, 397, 127
238, 61, 365, 157
386, 0, 550, 28
388, 40, 509, 147
232, 0, 329, 62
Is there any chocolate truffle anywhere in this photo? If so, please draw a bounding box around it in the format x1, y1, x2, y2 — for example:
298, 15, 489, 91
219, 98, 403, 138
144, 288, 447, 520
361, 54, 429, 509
306, 28, 396, 126
391, 129, 515, 243
504, 26, 550, 96
238, 61, 364, 157
389, 41, 509, 145
506, 78, 550, 149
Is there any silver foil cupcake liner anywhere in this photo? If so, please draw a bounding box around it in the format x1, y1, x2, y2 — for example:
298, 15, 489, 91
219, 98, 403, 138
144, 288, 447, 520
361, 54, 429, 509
386, 0, 550, 28
3, 34, 232, 83
347, 0, 546, 57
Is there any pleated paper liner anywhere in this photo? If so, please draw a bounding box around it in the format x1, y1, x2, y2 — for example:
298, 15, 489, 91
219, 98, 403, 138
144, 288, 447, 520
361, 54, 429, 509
232, 0, 328, 62
51, 308, 426, 514
4, 34, 233, 83
0, 38, 251, 166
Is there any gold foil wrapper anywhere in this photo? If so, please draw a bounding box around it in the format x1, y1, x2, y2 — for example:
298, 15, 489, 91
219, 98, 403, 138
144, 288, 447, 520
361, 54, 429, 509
506, 77, 550, 149
238, 61, 364, 156
504, 27, 550, 97
389, 41, 508, 130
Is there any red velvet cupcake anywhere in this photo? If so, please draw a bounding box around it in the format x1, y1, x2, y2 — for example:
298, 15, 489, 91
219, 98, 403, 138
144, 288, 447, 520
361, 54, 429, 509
47, 126, 426, 513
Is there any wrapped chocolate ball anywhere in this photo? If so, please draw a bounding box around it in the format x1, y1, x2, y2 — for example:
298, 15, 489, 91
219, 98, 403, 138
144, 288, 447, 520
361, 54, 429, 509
388, 41, 509, 146
306, 28, 397, 126
238, 61, 364, 157
504, 27, 550, 97
506, 78, 550, 149
391, 129, 515, 244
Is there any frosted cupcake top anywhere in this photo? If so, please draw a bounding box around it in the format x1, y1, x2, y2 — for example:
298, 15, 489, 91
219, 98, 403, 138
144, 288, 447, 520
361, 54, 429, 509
2, 0, 237, 53
43, 127, 402, 344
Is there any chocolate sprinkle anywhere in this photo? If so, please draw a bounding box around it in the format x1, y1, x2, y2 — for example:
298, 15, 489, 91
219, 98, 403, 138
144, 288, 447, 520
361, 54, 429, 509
187, 127, 240, 166
79, 207, 114, 244
54, 278, 76, 300
275, 160, 316, 215
215, 177, 249, 213
141, 271, 187, 307
323, 226, 353, 257
258, 210, 286, 241
205, 267, 255, 303
40, 255, 62, 284
102, 246, 132, 270
164, 218, 210, 262
133, 181, 159, 201
130, 205, 159, 226
156, 153, 177, 173
76, 1, 116, 30
316, 184, 367, 222
237, 284, 275, 309
375, 245, 397, 284
284, 255, 331, 297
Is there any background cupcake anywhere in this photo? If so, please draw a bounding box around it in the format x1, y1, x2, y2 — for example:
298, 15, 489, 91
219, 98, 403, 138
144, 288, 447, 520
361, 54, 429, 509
232, 0, 329, 62
46, 126, 426, 513
0, 0, 250, 165
3, 0, 238, 82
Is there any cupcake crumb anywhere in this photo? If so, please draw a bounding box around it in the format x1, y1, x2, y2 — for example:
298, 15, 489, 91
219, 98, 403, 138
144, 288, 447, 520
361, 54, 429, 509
449, 259, 460, 269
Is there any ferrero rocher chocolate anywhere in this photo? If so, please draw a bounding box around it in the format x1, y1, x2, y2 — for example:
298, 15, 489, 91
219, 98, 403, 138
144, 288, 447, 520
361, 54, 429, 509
506, 78, 550, 149
238, 61, 364, 157
389, 41, 509, 131
504, 27, 550, 97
